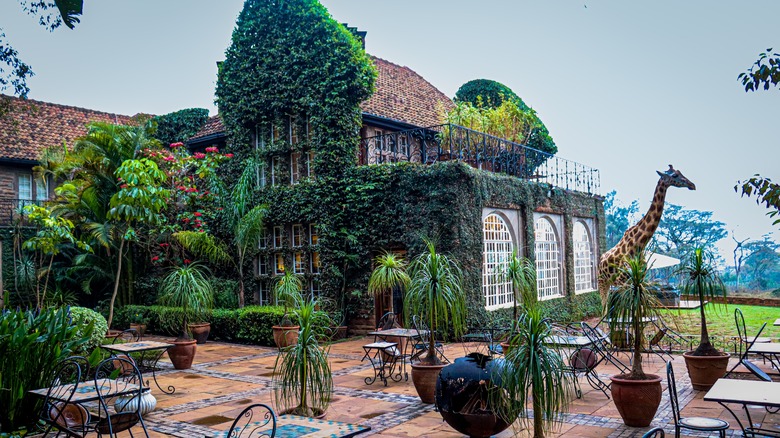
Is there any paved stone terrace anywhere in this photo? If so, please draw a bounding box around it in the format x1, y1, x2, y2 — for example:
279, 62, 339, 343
120, 336, 780, 438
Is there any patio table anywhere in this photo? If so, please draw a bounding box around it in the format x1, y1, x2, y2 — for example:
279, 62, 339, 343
102, 340, 175, 394
368, 328, 426, 381
216, 414, 370, 438
774, 318, 780, 327
704, 378, 780, 437
361, 341, 401, 386
748, 342, 780, 373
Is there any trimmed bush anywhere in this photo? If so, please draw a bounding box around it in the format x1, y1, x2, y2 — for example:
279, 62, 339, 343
69, 306, 108, 354
116, 304, 286, 346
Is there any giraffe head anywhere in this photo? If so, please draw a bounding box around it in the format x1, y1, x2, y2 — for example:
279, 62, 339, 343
656, 165, 696, 190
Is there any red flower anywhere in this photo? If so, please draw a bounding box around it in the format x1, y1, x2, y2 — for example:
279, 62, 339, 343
182, 218, 190, 223
151, 256, 159, 262
159, 243, 169, 247
194, 212, 202, 217
163, 156, 175, 162
120, 184, 128, 189
205, 146, 219, 153
170, 142, 184, 148
194, 152, 206, 159
224, 153, 234, 158
184, 259, 191, 264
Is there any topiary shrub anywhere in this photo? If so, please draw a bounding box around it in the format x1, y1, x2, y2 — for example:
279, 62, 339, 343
69, 306, 108, 354
455, 79, 527, 110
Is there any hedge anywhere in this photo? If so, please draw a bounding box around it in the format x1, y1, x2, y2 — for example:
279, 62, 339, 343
114, 304, 286, 346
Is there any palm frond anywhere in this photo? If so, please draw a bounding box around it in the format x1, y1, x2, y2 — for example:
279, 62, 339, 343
174, 231, 233, 265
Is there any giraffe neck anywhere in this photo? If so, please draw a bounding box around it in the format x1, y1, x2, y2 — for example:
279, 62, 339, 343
632, 180, 669, 250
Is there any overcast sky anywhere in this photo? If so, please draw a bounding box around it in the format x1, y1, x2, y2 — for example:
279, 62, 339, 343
1, 0, 778, 261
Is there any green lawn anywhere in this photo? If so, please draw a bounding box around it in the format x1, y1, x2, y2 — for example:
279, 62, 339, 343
659, 303, 780, 339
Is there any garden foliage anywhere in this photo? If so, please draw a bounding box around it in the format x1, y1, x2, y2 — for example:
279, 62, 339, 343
0, 307, 93, 432
153, 108, 209, 147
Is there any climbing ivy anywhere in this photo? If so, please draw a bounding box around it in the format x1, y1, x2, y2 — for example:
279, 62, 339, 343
152, 108, 209, 146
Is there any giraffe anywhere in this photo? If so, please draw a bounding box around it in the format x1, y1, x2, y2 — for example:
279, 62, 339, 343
598, 165, 696, 308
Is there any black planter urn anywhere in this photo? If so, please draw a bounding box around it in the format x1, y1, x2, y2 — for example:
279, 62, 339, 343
434, 353, 511, 438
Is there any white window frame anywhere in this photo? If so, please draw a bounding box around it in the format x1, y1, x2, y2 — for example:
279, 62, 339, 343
271, 156, 280, 186
273, 226, 283, 249
18, 174, 32, 201
534, 213, 564, 300
257, 255, 269, 276
309, 224, 318, 245
310, 251, 320, 274
573, 218, 597, 294
35, 178, 47, 201
307, 151, 314, 177
291, 152, 301, 184
310, 278, 320, 297
275, 254, 285, 275
292, 224, 304, 247
294, 252, 305, 274
482, 213, 516, 311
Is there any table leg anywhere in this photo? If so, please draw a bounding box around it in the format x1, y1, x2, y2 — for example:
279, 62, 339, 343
140, 349, 175, 395
362, 347, 389, 386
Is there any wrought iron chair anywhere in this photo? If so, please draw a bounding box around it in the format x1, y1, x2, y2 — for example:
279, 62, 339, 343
93, 356, 149, 437
112, 328, 140, 344
410, 315, 448, 363
580, 321, 630, 374
667, 361, 728, 437
226, 403, 277, 438
646, 327, 673, 361
40, 356, 91, 438
725, 307, 772, 381
376, 312, 400, 330
641, 427, 665, 438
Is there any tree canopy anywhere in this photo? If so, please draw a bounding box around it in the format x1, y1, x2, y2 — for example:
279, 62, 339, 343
739, 48, 780, 92
653, 203, 727, 261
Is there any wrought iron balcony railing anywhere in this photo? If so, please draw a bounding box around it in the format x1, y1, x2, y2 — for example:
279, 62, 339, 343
0, 199, 45, 226
359, 123, 600, 195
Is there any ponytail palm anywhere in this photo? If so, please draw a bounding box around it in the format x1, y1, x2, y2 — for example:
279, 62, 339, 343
274, 271, 304, 324
404, 239, 466, 365
368, 252, 410, 313
158, 263, 214, 339
493, 304, 571, 438
505, 252, 536, 333
678, 248, 726, 356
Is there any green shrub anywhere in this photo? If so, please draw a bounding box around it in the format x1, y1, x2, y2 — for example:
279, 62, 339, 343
69, 306, 108, 354
116, 304, 285, 346
153, 108, 209, 146
455, 78, 527, 110
0, 307, 93, 432
211, 278, 239, 309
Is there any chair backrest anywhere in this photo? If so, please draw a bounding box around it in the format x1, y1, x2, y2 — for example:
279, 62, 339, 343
735, 307, 767, 358
666, 361, 681, 426
649, 328, 667, 347
94, 356, 144, 434
377, 312, 399, 330
43, 356, 90, 430
112, 328, 140, 344
412, 315, 431, 343
642, 426, 665, 438
227, 403, 277, 438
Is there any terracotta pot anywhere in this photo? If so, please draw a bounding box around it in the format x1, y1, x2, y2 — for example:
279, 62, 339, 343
188, 322, 211, 344
411, 362, 446, 404
129, 323, 146, 338
683, 351, 730, 391
167, 339, 197, 370
272, 325, 300, 348
610, 374, 663, 427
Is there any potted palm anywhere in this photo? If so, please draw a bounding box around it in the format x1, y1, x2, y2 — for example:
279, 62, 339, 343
607, 252, 664, 427
491, 277, 572, 438
158, 262, 214, 370
368, 251, 411, 350
273, 293, 332, 417
501, 252, 536, 354
405, 239, 467, 404
272, 271, 303, 348
680, 248, 729, 390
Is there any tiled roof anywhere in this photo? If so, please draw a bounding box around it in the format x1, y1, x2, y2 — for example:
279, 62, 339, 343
0, 96, 137, 161
187, 55, 455, 142
362, 56, 454, 127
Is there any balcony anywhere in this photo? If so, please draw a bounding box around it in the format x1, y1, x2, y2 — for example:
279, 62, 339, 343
359, 124, 600, 195
0, 199, 45, 226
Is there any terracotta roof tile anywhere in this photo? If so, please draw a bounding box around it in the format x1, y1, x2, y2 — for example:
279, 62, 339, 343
0, 96, 137, 161
362, 56, 454, 127
187, 55, 454, 142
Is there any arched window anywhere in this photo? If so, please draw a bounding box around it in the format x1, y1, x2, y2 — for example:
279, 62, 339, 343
534, 217, 562, 300
483, 213, 514, 310
573, 221, 596, 293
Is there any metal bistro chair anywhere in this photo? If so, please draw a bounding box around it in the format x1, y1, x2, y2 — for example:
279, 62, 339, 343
112, 328, 141, 344
93, 356, 149, 438
646, 327, 673, 362
641, 427, 665, 438
40, 356, 91, 438
226, 403, 277, 438
667, 361, 729, 437
725, 307, 772, 381
410, 315, 448, 364
581, 321, 630, 374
